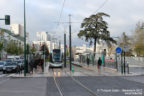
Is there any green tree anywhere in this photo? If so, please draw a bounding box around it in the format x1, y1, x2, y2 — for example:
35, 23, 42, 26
40, 44, 49, 58
78, 12, 116, 56
119, 32, 132, 56
133, 22, 144, 56
5, 40, 24, 55
30, 46, 36, 55
0, 29, 4, 51
0, 42, 3, 52
5, 40, 16, 55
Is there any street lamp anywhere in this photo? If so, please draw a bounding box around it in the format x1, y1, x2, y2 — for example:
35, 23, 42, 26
64, 28, 66, 68
24, 0, 27, 76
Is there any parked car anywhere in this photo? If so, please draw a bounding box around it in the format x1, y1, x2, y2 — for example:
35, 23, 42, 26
14, 56, 21, 61
3, 59, 13, 63
0, 61, 6, 71
3, 62, 19, 73
14, 60, 24, 70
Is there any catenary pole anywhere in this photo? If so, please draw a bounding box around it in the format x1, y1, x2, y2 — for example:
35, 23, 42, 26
24, 0, 27, 76
69, 14, 72, 71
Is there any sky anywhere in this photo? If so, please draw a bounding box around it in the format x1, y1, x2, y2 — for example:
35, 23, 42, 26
0, 0, 144, 46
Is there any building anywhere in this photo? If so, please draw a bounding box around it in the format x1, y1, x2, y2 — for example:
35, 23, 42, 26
33, 32, 64, 53
10, 24, 29, 40
10, 24, 24, 37
37, 32, 52, 41
72, 42, 109, 60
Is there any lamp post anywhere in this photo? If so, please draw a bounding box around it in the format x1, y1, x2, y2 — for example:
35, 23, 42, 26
64, 30, 66, 68
24, 0, 27, 76
69, 14, 72, 71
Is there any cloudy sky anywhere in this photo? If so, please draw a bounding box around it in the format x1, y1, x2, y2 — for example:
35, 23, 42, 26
0, 0, 144, 46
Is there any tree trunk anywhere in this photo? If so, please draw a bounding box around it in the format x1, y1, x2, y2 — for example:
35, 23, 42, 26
93, 38, 97, 57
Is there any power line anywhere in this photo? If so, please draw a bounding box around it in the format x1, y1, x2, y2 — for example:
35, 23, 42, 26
94, 0, 109, 13
57, 0, 66, 25
53, 0, 66, 36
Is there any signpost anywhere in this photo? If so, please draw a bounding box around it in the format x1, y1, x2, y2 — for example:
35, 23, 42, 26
115, 47, 122, 72
123, 45, 129, 74
115, 47, 122, 53
123, 45, 129, 52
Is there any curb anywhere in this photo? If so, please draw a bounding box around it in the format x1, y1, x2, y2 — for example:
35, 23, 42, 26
72, 63, 83, 67
104, 67, 117, 72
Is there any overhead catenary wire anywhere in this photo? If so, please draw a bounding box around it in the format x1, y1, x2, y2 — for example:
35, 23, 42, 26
53, 0, 66, 41
53, 0, 109, 43
94, 0, 109, 13
57, 0, 66, 26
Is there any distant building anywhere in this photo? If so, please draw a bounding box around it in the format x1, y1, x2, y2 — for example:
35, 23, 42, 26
10, 24, 29, 39
10, 24, 19, 35
33, 32, 64, 53
37, 32, 52, 41
72, 42, 109, 60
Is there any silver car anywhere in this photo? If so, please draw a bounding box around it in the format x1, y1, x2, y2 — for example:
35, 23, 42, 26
0, 61, 6, 71
14, 60, 24, 70
3, 62, 18, 73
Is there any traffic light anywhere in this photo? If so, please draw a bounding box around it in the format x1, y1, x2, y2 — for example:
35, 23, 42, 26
5, 15, 10, 25
104, 49, 106, 56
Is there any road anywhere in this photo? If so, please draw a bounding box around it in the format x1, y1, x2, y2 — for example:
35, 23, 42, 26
0, 67, 143, 96
0, 72, 2, 75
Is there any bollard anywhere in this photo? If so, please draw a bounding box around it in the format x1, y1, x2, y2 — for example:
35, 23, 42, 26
127, 63, 129, 74
72, 65, 74, 73
121, 65, 124, 74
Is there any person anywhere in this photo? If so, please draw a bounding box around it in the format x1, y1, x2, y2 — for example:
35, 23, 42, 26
97, 57, 102, 72
40, 59, 44, 72
87, 57, 90, 67
29, 60, 34, 74
17, 65, 21, 74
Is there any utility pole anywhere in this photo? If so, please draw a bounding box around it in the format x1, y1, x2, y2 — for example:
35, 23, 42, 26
69, 14, 72, 71
59, 40, 61, 49
64, 28, 66, 68
54, 14, 72, 70
24, 0, 27, 76
42, 43, 45, 72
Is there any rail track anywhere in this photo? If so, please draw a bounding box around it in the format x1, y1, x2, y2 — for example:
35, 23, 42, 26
51, 68, 100, 96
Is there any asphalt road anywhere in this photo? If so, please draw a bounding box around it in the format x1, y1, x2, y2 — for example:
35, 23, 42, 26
0, 77, 47, 96
75, 76, 144, 96
0, 71, 2, 75
0, 66, 144, 96
0, 76, 143, 96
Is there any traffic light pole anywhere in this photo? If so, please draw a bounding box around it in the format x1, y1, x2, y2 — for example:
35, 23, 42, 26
42, 44, 45, 73
124, 51, 126, 74
64, 33, 66, 68
0, 15, 10, 25
69, 14, 72, 71
24, 0, 27, 76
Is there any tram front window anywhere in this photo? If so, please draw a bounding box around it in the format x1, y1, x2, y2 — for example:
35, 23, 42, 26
53, 50, 60, 62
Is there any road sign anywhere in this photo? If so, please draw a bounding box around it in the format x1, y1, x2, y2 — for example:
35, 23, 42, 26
115, 47, 122, 53
123, 45, 129, 52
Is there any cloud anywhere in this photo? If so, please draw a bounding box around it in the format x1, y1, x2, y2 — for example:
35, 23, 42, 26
0, 0, 144, 46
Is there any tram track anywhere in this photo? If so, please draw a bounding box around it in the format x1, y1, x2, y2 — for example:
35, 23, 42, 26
52, 68, 64, 96
50, 68, 100, 96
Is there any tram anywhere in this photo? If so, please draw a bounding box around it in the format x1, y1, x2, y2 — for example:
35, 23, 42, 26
49, 49, 63, 68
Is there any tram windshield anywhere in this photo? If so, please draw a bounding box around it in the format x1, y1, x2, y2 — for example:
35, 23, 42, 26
53, 49, 61, 61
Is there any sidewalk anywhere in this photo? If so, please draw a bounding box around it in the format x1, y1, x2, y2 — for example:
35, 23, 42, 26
72, 62, 142, 76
